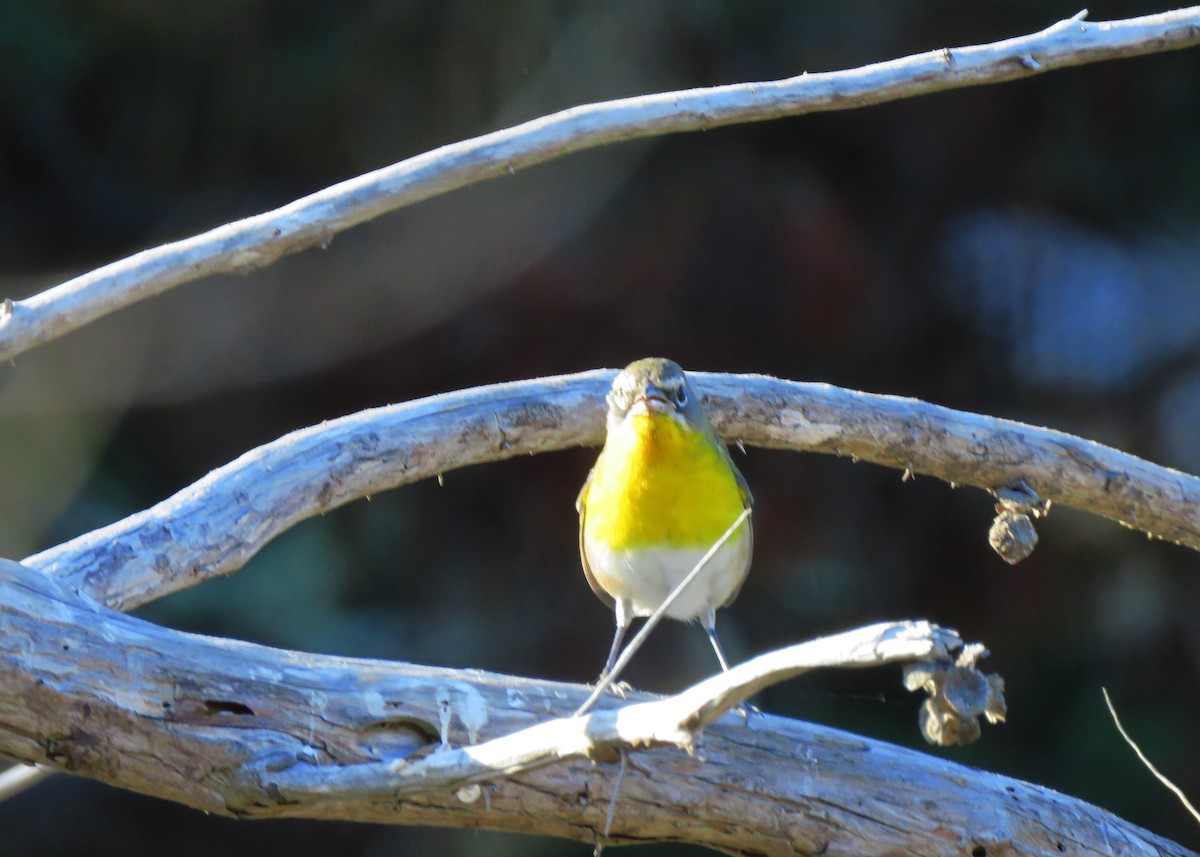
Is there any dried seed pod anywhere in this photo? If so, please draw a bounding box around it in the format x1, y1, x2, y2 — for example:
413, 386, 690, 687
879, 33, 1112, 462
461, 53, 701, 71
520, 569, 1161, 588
989, 509, 1038, 564
904, 645, 1007, 747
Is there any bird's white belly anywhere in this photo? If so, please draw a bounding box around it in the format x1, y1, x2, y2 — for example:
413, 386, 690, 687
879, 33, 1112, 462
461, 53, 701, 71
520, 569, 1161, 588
584, 536, 751, 621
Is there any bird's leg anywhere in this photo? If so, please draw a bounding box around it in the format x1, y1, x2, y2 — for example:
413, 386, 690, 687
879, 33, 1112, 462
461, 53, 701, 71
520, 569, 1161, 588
702, 608, 756, 719
701, 607, 732, 672
600, 621, 628, 682
597, 599, 633, 697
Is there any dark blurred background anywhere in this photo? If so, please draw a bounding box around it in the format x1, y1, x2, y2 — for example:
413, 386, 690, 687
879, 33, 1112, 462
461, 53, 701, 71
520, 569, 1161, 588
3, 1, 1200, 854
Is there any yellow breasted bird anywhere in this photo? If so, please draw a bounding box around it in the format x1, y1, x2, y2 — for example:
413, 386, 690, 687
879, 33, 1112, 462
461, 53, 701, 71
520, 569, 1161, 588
577, 358, 753, 679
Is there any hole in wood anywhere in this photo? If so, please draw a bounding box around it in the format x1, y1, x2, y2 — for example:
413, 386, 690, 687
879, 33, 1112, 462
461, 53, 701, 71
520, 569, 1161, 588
202, 699, 255, 717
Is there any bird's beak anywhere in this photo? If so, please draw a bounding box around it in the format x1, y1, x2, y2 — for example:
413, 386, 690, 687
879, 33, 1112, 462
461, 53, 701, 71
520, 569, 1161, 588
630, 386, 671, 415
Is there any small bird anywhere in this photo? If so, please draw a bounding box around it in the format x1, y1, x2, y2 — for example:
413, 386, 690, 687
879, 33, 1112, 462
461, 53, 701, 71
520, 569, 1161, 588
577, 357, 753, 679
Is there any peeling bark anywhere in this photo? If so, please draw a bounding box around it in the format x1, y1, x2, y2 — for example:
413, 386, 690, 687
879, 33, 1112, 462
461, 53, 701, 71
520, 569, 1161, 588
0, 559, 1190, 856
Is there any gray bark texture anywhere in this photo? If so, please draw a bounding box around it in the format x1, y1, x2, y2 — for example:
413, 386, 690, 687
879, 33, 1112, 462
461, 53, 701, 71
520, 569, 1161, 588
1, 557, 1191, 856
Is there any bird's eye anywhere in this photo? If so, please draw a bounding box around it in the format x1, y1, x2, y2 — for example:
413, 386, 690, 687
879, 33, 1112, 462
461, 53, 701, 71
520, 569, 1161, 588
674, 386, 688, 406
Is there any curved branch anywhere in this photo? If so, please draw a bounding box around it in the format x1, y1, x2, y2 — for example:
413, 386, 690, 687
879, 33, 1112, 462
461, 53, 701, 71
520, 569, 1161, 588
269, 621, 972, 802
25, 370, 1200, 610
3, 8, 1199, 361
0, 558, 1186, 857
25, 370, 609, 609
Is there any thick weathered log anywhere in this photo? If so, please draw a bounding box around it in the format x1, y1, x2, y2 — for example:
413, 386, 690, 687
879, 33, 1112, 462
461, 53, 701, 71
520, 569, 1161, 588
0, 558, 1190, 856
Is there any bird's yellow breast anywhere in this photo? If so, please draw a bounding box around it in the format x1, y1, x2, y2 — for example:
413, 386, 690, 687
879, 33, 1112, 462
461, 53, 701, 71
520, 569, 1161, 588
583, 412, 746, 550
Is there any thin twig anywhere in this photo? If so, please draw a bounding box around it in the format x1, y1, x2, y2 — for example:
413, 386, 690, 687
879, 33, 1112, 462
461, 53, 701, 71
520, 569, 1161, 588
1102, 687, 1200, 826
2, 8, 1198, 362
574, 507, 752, 717
598, 749, 628, 854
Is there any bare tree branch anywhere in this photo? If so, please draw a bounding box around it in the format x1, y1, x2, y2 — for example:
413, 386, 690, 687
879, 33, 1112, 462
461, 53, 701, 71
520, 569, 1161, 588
25, 371, 1200, 612
2, 8, 1198, 363
0, 557, 1185, 856
24, 371, 607, 609
267, 622, 971, 802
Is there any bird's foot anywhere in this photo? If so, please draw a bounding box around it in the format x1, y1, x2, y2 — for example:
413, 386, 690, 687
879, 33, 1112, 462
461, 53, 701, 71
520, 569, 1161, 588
606, 680, 632, 699
734, 701, 761, 721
